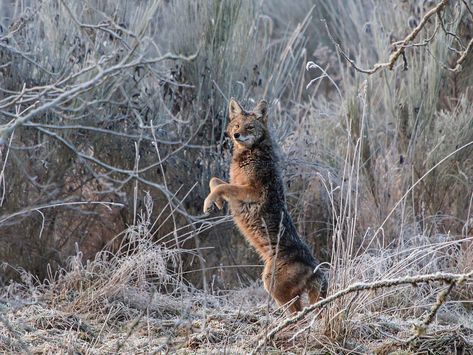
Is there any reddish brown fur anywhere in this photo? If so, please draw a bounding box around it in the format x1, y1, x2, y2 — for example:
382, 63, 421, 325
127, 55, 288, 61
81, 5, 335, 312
204, 98, 327, 314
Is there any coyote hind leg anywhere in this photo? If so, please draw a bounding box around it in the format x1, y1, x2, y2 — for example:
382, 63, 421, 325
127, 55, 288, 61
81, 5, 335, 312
262, 264, 303, 314
264, 279, 303, 314
307, 271, 328, 305
308, 287, 320, 305
273, 287, 302, 314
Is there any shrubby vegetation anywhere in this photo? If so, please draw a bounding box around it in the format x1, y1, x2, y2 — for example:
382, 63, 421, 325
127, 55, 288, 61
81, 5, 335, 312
0, 0, 472, 352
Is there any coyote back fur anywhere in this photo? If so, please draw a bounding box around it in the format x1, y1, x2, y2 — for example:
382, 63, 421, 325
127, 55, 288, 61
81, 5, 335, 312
204, 98, 327, 314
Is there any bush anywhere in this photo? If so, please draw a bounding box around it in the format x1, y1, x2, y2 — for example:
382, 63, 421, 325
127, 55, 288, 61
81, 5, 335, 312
0, 5, 472, 351
0, 0, 329, 284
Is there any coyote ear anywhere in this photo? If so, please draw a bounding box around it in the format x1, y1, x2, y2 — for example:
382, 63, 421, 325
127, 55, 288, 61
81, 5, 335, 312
229, 98, 243, 121
253, 100, 268, 121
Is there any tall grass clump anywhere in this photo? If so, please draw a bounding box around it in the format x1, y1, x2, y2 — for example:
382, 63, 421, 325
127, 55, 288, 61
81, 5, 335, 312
267, 0, 473, 351
0, 199, 243, 353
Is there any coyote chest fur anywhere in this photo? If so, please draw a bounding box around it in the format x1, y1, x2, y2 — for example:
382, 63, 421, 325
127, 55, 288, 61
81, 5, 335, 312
204, 98, 327, 314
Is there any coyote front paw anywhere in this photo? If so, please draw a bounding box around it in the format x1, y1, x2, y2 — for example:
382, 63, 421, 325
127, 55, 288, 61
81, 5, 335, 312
209, 177, 226, 191
203, 192, 224, 213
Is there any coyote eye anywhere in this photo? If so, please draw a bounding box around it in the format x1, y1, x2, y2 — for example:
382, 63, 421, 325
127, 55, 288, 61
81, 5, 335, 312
235, 124, 240, 129
246, 125, 254, 130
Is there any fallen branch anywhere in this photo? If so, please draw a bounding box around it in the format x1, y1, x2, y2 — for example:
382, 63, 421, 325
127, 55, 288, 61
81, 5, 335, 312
408, 282, 455, 341
251, 270, 473, 354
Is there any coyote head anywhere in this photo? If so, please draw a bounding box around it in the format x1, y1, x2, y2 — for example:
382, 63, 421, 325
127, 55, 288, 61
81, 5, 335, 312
226, 98, 268, 149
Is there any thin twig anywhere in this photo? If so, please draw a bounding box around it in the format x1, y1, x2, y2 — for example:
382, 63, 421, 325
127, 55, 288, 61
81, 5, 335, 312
0, 201, 124, 225
451, 37, 473, 72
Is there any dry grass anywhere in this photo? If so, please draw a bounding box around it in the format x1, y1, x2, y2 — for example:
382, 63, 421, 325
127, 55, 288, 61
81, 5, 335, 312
1, 200, 472, 353
1, 0, 473, 353
2, 191, 473, 353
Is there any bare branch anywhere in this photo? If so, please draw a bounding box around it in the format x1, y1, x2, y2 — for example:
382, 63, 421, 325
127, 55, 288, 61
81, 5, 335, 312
0, 51, 197, 140
324, 0, 468, 75
252, 270, 473, 354
451, 36, 473, 72
0, 201, 124, 226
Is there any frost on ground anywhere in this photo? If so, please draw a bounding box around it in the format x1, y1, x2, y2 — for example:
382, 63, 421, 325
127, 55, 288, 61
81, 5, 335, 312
1, 275, 473, 354
1, 210, 472, 354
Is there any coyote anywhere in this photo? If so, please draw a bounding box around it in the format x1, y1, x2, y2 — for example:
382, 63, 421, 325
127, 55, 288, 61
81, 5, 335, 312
203, 98, 327, 314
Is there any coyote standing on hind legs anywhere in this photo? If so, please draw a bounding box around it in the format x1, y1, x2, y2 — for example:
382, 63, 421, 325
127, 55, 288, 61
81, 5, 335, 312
203, 98, 327, 314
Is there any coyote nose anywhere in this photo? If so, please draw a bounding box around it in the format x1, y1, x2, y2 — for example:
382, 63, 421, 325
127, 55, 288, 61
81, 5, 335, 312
234, 133, 240, 139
